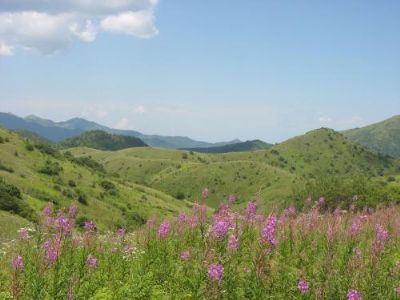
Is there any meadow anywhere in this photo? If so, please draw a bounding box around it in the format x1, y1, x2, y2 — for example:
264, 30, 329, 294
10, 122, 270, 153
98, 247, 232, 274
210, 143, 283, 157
1, 190, 400, 299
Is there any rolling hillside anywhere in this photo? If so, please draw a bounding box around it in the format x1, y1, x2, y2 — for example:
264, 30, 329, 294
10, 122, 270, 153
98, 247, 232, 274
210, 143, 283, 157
61, 130, 148, 150
343, 115, 400, 158
68, 128, 399, 210
183, 139, 271, 153
0, 127, 191, 240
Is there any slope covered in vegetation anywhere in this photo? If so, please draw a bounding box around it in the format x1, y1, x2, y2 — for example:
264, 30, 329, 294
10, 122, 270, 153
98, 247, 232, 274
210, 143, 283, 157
343, 115, 400, 158
60, 130, 147, 150
0, 128, 190, 237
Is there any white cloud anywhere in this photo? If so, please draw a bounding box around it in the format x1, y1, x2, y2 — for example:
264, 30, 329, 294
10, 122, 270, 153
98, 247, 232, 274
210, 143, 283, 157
133, 105, 146, 114
101, 11, 158, 38
0, 0, 158, 56
69, 20, 97, 42
0, 42, 13, 56
115, 117, 130, 129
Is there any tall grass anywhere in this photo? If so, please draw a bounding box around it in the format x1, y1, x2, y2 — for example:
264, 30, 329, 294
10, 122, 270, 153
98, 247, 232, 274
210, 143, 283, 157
1, 193, 400, 299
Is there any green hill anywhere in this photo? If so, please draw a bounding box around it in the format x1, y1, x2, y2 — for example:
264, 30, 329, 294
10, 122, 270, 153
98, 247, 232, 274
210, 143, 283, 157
0, 128, 190, 234
183, 139, 271, 153
343, 115, 400, 158
68, 128, 398, 210
61, 130, 148, 150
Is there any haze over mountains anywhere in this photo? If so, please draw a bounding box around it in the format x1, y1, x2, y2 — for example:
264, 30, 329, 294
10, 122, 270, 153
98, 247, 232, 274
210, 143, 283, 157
0, 112, 239, 149
1, 112, 400, 158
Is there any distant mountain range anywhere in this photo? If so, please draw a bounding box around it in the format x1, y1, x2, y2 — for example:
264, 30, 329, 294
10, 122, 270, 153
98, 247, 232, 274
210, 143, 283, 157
343, 115, 400, 158
1, 112, 399, 156
0, 112, 240, 149
183, 139, 272, 153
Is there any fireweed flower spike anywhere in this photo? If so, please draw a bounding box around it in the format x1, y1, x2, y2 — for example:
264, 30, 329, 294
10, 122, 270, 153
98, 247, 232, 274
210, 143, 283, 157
228, 235, 239, 251
180, 250, 190, 261
87, 255, 97, 268
347, 289, 362, 300
245, 200, 257, 220
84, 220, 96, 232
261, 214, 277, 246
208, 264, 224, 282
11, 256, 23, 271
158, 220, 170, 239
68, 204, 77, 219
297, 279, 309, 293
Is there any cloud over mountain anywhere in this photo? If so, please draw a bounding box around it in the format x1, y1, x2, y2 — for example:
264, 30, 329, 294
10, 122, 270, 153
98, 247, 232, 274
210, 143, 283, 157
0, 0, 158, 55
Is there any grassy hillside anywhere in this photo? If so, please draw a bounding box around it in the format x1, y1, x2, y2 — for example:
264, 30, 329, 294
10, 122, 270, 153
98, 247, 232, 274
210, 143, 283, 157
68, 128, 399, 210
183, 139, 271, 153
343, 115, 400, 158
61, 130, 147, 150
0, 211, 31, 244
0, 128, 190, 232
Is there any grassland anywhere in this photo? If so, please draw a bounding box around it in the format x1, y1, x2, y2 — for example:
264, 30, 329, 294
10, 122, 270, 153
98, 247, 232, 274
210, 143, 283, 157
68, 128, 399, 210
0, 128, 191, 238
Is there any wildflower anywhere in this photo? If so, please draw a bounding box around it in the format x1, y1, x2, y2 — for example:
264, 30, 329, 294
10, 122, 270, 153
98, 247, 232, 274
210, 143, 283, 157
347, 289, 362, 300
394, 287, 400, 294
212, 218, 230, 238
208, 264, 224, 282
227, 235, 239, 251
68, 204, 78, 219
84, 220, 96, 232
87, 255, 97, 268
297, 279, 309, 293
55, 215, 72, 235
375, 224, 390, 241
202, 188, 209, 199
158, 220, 170, 239
43, 206, 52, 216
318, 197, 326, 206
261, 214, 277, 246
11, 256, 23, 271
45, 247, 59, 265
228, 194, 236, 204
180, 250, 190, 261
245, 200, 257, 219
350, 218, 362, 237
18, 228, 29, 240
116, 228, 126, 238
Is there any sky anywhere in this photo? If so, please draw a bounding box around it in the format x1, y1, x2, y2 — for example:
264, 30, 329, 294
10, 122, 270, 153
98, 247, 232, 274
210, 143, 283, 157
0, 0, 399, 143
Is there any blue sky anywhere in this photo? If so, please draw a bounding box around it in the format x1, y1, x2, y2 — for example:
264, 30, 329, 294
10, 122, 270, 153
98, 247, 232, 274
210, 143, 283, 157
0, 0, 399, 143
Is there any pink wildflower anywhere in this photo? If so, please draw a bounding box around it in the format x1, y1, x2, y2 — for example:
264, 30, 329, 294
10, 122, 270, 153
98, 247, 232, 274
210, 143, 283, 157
158, 220, 170, 239
208, 264, 224, 282
297, 279, 309, 293
18, 228, 29, 240
116, 228, 126, 238
11, 256, 23, 271
87, 255, 97, 268
180, 250, 190, 261
245, 200, 257, 219
227, 235, 239, 251
68, 204, 77, 219
228, 194, 236, 204
375, 224, 390, 241
261, 214, 277, 246
347, 289, 362, 300
212, 218, 230, 238
84, 220, 96, 232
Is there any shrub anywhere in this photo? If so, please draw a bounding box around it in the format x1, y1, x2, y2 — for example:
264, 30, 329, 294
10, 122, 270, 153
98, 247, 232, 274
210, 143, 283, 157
38, 160, 63, 176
